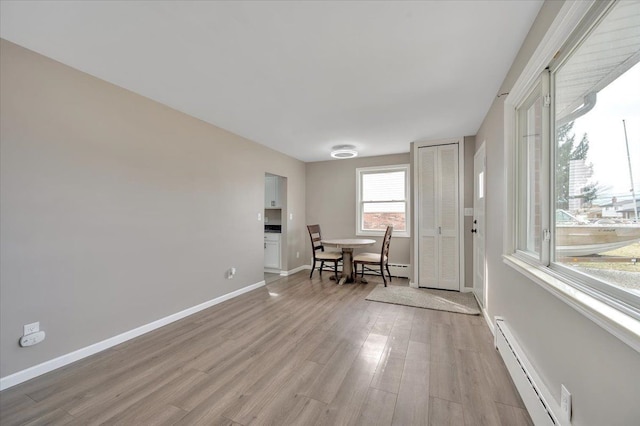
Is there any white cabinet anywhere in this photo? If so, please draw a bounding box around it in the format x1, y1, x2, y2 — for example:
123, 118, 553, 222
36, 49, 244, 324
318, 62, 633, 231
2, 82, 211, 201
265, 176, 281, 208
416, 143, 460, 290
264, 233, 281, 269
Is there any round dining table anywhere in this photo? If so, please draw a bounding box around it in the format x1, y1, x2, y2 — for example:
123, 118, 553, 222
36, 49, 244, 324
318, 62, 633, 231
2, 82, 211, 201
321, 238, 376, 285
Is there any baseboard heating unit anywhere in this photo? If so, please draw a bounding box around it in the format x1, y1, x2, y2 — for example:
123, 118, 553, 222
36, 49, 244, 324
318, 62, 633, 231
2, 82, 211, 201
355, 263, 410, 279
388, 263, 410, 278
495, 318, 562, 426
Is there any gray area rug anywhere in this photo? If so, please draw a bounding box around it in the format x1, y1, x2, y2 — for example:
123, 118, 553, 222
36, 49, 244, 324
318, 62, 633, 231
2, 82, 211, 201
365, 285, 480, 315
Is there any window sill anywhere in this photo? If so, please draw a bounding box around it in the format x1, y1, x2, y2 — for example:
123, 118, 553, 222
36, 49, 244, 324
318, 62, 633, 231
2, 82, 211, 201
503, 254, 640, 353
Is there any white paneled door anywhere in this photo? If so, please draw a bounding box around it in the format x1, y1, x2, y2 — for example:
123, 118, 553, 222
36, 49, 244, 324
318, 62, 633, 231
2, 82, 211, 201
418, 144, 460, 290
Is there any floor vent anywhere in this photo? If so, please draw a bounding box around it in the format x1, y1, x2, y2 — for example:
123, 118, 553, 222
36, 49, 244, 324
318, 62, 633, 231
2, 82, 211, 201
495, 318, 561, 426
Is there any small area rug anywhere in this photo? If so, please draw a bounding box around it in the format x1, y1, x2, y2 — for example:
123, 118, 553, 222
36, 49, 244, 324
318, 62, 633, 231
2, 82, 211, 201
365, 285, 480, 315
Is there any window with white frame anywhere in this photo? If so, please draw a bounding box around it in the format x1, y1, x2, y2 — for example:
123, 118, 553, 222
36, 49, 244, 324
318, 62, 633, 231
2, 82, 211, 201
509, 0, 640, 345
517, 72, 549, 261
356, 165, 409, 237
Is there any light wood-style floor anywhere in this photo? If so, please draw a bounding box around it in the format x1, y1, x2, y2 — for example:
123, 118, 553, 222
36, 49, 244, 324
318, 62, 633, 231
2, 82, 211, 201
0, 272, 532, 426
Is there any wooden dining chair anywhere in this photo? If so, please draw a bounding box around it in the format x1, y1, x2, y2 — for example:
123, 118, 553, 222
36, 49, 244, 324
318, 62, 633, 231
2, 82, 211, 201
307, 224, 342, 280
353, 225, 393, 286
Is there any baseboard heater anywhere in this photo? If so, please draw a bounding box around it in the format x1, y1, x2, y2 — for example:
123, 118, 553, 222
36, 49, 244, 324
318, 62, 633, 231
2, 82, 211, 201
311, 262, 410, 278
388, 263, 410, 278
495, 318, 562, 426
357, 263, 410, 278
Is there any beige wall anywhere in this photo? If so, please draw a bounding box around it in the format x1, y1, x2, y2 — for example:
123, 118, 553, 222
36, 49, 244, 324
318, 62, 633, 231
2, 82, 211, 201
0, 39, 306, 378
475, 1, 640, 425
306, 154, 411, 265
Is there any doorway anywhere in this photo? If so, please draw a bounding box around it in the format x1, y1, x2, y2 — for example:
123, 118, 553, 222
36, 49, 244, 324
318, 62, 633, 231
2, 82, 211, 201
264, 173, 287, 279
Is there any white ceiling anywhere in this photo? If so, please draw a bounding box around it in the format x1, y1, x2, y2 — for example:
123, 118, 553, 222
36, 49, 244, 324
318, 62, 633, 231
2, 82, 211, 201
0, 0, 543, 162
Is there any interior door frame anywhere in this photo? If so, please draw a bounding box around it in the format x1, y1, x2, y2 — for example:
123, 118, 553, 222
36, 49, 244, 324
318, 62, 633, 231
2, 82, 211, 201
473, 141, 486, 306
410, 137, 465, 290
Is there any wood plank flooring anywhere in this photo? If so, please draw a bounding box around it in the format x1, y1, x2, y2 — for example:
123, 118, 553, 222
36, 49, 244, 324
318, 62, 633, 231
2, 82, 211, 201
0, 272, 532, 425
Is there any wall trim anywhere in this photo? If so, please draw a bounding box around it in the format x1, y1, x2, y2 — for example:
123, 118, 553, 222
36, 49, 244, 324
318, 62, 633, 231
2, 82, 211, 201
505, 0, 595, 107
279, 265, 311, 276
0, 280, 266, 391
483, 307, 494, 335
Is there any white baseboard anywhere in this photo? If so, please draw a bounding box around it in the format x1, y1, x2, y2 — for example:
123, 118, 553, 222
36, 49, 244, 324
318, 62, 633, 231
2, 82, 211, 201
279, 265, 311, 276
483, 307, 494, 335
0, 280, 266, 391
470, 291, 494, 335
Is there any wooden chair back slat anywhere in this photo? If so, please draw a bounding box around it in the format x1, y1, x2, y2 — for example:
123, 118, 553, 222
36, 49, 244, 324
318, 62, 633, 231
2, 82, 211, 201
307, 224, 324, 252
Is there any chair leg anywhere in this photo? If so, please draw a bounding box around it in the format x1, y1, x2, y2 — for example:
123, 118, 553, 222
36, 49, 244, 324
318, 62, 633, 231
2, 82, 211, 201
310, 259, 316, 278
386, 263, 392, 283
320, 261, 325, 275
360, 264, 364, 279
381, 262, 387, 287
333, 261, 338, 281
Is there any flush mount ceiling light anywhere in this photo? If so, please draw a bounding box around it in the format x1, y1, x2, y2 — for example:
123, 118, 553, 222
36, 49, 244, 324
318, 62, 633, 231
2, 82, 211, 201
330, 144, 358, 159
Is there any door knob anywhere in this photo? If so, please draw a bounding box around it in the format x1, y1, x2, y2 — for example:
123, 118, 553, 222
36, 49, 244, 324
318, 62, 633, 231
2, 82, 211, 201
471, 229, 477, 233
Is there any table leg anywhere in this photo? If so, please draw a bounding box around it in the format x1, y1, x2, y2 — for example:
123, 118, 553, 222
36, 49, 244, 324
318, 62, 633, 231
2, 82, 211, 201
337, 248, 354, 285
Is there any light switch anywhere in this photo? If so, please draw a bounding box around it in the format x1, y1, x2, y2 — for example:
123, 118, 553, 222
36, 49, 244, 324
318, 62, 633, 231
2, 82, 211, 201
258, 213, 262, 221
289, 213, 293, 220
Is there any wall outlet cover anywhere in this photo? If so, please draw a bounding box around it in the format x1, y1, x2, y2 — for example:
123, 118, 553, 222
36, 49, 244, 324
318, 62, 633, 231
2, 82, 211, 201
24, 322, 39, 336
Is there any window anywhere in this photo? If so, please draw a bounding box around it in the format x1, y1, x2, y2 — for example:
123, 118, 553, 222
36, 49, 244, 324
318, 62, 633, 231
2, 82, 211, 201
356, 165, 409, 237
552, 1, 640, 302
516, 73, 549, 259
506, 0, 640, 350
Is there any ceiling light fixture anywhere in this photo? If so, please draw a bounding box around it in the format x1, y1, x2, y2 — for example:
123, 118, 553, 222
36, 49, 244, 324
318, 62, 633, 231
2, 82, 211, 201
330, 144, 358, 159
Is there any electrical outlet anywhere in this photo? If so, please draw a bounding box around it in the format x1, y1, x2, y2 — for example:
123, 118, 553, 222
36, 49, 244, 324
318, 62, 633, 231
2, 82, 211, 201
24, 322, 39, 336
227, 267, 236, 279
560, 384, 572, 423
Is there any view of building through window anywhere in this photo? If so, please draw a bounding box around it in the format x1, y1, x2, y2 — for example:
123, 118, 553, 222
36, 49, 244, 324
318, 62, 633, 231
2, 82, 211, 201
554, 41, 640, 296
360, 169, 407, 232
